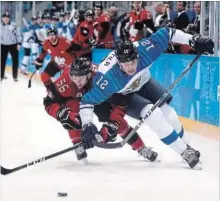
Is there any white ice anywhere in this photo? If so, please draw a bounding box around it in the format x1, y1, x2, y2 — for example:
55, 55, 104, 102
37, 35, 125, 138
1, 74, 219, 201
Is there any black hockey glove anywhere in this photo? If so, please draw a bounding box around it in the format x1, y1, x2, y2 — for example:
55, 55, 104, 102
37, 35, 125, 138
189, 35, 214, 54
134, 21, 144, 30
186, 24, 197, 35
82, 123, 99, 149
34, 58, 43, 70
56, 106, 81, 130
100, 120, 119, 142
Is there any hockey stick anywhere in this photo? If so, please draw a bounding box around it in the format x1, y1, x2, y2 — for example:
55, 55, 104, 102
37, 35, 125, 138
28, 69, 37, 88
59, 8, 76, 36
93, 53, 202, 149
1, 143, 82, 175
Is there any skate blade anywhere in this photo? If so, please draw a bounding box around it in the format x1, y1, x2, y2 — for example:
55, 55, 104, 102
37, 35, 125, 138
80, 158, 88, 165
193, 161, 203, 170
152, 159, 161, 163
143, 158, 161, 163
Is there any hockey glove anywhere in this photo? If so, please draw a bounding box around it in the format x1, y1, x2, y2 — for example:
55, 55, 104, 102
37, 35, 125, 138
190, 35, 214, 54
186, 24, 197, 35
56, 106, 81, 130
100, 120, 119, 142
34, 58, 43, 70
82, 123, 99, 149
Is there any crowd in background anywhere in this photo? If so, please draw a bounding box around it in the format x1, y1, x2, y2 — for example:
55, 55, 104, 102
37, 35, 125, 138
0, 1, 215, 80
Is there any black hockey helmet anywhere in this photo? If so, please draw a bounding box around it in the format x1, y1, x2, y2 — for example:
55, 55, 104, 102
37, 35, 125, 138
115, 40, 138, 63
2, 12, 10, 18
85, 9, 95, 17
94, 3, 103, 10
32, 16, 37, 21
70, 57, 92, 76
47, 27, 58, 36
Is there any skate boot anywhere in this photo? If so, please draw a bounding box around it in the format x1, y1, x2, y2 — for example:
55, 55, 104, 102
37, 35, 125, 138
187, 144, 200, 158
181, 147, 201, 169
138, 147, 159, 162
74, 143, 88, 164
21, 69, 29, 75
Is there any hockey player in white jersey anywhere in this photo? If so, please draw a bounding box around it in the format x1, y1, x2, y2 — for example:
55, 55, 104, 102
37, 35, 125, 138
20, 16, 41, 75
79, 27, 214, 169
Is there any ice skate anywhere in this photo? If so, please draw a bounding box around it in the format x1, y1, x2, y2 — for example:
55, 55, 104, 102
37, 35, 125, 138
74, 143, 88, 165
138, 147, 159, 162
21, 69, 29, 75
187, 144, 200, 158
181, 147, 202, 170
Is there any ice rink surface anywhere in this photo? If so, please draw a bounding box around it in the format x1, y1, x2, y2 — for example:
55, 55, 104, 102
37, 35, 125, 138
1, 74, 219, 201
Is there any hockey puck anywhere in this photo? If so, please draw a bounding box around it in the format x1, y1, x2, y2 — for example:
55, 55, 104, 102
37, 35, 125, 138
57, 192, 67, 197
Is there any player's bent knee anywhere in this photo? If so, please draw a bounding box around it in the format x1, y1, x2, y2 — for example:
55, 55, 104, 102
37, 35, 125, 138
160, 104, 182, 132
24, 48, 31, 56
141, 104, 174, 139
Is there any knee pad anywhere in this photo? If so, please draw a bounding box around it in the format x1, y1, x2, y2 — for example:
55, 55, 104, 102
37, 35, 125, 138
24, 48, 31, 56
21, 56, 30, 69
141, 104, 174, 139
160, 104, 182, 133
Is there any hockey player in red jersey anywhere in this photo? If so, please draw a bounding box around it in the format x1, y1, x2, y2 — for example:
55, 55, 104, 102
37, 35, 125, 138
72, 9, 95, 59
93, 4, 114, 48
43, 57, 158, 163
35, 27, 81, 90
128, 1, 155, 41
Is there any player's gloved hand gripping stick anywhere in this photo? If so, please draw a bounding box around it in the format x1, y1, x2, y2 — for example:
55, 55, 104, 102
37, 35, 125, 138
92, 53, 202, 149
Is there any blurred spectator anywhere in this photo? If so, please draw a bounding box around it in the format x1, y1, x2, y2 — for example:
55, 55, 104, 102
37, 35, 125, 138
186, 1, 200, 34
173, 1, 189, 30
51, 2, 64, 12
72, 9, 95, 59
108, 6, 119, 41
155, 2, 173, 29
0, 12, 21, 82
128, 1, 155, 41
93, 4, 114, 48
154, 3, 163, 18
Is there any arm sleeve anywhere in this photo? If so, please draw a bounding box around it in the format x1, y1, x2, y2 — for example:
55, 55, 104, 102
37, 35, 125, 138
16, 26, 22, 44
36, 45, 48, 63
136, 28, 170, 62
166, 27, 192, 44
99, 21, 111, 39
80, 72, 117, 126
65, 42, 82, 54
136, 27, 192, 63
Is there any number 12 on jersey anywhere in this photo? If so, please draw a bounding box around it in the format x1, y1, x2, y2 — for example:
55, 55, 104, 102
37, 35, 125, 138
96, 75, 108, 90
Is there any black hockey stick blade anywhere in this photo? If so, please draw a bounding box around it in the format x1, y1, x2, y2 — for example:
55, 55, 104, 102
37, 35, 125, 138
28, 79, 31, 88
92, 140, 123, 149
1, 166, 13, 175
28, 70, 37, 88
1, 144, 82, 175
